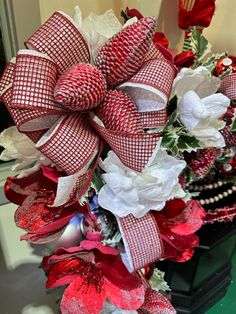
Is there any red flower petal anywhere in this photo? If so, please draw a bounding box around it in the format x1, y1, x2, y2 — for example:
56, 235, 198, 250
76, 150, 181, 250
168, 200, 205, 235
163, 241, 195, 262
15, 191, 80, 234
138, 288, 176, 314
60, 267, 106, 314
174, 51, 195, 68
161, 229, 199, 251
20, 228, 64, 244
97, 255, 142, 290
46, 258, 84, 288
162, 199, 186, 218
153, 32, 169, 48
104, 277, 145, 311
125, 7, 144, 20
80, 240, 119, 255
41, 165, 66, 183
5, 170, 56, 205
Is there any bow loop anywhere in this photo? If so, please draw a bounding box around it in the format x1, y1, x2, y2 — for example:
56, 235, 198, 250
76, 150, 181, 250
25, 11, 90, 74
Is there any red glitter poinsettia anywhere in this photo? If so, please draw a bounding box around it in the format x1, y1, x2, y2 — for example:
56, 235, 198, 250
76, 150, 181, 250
5, 169, 90, 243
42, 240, 145, 314
154, 199, 205, 262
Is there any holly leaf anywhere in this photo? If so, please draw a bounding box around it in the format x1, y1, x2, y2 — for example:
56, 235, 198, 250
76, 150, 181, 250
231, 118, 236, 133
191, 28, 209, 60
202, 52, 228, 73
183, 166, 196, 184
161, 132, 178, 151
178, 134, 201, 151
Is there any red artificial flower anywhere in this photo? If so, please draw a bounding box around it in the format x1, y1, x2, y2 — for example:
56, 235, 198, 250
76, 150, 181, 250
178, 0, 216, 30
153, 32, 169, 49
174, 51, 196, 68
153, 199, 205, 262
125, 7, 144, 20
42, 245, 145, 314
5, 169, 89, 244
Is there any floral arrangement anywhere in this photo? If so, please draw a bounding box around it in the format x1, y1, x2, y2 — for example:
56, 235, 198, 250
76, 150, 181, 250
0, 1, 236, 313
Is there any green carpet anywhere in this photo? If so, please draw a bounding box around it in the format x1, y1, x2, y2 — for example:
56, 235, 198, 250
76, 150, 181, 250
207, 248, 236, 314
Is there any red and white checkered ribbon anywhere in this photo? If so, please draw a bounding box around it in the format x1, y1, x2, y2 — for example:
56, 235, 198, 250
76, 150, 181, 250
25, 11, 90, 75
139, 110, 167, 128
117, 213, 164, 272
90, 116, 161, 172
220, 73, 236, 100
118, 56, 176, 113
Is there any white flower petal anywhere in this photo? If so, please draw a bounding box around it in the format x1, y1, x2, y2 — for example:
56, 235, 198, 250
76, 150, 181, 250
171, 66, 221, 99
98, 150, 186, 218
201, 93, 230, 119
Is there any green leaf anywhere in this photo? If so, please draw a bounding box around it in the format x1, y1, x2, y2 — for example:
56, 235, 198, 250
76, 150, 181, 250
202, 52, 228, 73
191, 28, 208, 60
92, 169, 104, 192
161, 133, 178, 150
183, 166, 195, 184
149, 269, 171, 292
120, 9, 129, 21
231, 118, 236, 133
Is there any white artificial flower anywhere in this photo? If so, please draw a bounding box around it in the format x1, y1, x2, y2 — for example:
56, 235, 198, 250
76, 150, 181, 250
74, 6, 138, 63
0, 126, 41, 176
178, 91, 230, 148
98, 150, 186, 218
171, 66, 221, 99
74, 7, 122, 62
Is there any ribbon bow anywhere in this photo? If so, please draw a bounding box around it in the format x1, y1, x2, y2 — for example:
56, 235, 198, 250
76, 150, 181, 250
0, 9, 179, 300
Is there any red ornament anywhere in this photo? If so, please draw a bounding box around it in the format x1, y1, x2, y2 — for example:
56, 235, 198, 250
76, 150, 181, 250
214, 56, 236, 77
95, 90, 143, 134
54, 63, 107, 111
96, 17, 157, 86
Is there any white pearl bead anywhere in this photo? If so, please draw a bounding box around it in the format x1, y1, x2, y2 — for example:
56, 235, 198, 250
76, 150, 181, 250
228, 189, 233, 195
200, 199, 205, 205
219, 194, 223, 199
232, 186, 236, 191
214, 196, 219, 202
209, 198, 214, 203
205, 199, 210, 204
218, 181, 223, 187
223, 191, 228, 197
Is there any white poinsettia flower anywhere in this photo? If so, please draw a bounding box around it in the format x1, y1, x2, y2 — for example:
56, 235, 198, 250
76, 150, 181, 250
178, 91, 230, 148
0, 126, 41, 175
74, 6, 122, 62
74, 5, 137, 62
171, 66, 221, 99
98, 150, 186, 218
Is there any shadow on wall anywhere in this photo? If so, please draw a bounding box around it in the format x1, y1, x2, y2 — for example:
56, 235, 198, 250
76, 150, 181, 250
157, 0, 183, 49
0, 243, 58, 314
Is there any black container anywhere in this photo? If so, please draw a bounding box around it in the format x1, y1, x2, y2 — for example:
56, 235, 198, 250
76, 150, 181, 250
158, 221, 236, 314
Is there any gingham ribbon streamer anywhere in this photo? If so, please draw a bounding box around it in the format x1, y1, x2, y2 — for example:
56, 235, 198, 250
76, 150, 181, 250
220, 73, 236, 100
117, 213, 164, 272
